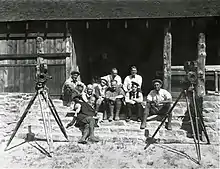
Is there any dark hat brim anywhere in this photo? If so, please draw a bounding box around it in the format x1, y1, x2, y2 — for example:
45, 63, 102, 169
100, 78, 108, 85
152, 79, 163, 85
71, 71, 80, 75
131, 81, 139, 87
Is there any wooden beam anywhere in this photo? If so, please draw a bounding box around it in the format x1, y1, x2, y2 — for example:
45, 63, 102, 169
0, 63, 65, 67
197, 33, 207, 97
0, 53, 70, 60
0, 33, 71, 39
163, 28, 172, 93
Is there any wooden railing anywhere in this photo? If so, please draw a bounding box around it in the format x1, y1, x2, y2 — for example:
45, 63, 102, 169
171, 65, 220, 94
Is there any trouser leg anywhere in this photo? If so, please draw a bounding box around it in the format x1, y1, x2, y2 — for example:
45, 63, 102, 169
78, 124, 90, 144
135, 103, 143, 121
126, 103, 133, 121
159, 103, 172, 130
140, 103, 150, 129
95, 98, 102, 112
108, 101, 114, 122
115, 98, 122, 121
85, 117, 100, 142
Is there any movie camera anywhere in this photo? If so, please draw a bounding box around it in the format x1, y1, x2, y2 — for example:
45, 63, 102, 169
184, 61, 198, 84
35, 58, 52, 90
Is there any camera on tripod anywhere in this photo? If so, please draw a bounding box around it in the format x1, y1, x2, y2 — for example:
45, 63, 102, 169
35, 58, 52, 90
184, 61, 198, 84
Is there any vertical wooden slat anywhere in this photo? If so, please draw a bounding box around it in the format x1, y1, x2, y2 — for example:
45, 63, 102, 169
214, 71, 219, 93
65, 36, 72, 79
197, 33, 206, 97
163, 29, 172, 93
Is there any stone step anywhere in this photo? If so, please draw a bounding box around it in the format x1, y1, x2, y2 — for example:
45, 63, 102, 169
14, 130, 192, 144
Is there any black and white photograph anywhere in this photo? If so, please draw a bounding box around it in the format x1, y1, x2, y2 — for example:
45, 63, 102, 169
0, 0, 219, 168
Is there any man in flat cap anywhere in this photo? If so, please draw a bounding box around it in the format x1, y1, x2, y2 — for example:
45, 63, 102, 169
140, 79, 172, 130
62, 70, 85, 106
125, 81, 143, 122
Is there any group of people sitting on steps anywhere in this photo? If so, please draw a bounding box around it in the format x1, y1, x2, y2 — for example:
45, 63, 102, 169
61, 66, 173, 144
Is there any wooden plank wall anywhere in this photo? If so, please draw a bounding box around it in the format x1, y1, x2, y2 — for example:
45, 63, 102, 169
0, 38, 66, 95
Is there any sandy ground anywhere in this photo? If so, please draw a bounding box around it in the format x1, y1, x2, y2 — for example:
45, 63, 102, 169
0, 137, 219, 169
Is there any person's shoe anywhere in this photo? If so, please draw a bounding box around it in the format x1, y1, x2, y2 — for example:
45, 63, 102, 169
109, 116, 113, 122
137, 118, 141, 122
140, 121, 146, 130
125, 118, 130, 122
166, 125, 172, 130
114, 116, 120, 121
78, 138, 87, 144
88, 136, 100, 143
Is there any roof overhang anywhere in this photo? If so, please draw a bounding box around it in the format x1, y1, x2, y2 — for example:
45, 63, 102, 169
0, 0, 220, 22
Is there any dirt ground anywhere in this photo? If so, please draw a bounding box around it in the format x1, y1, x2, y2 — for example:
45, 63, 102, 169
0, 137, 219, 169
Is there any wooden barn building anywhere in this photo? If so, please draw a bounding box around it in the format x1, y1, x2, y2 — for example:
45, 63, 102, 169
0, 0, 219, 97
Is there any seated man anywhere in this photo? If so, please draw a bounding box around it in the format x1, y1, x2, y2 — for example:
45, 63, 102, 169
74, 95, 100, 144
62, 70, 85, 106
140, 79, 172, 130
102, 68, 122, 87
105, 80, 125, 121
94, 78, 108, 119
123, 66, 142, 93
82, 84, 94, 102
125, 81, 143, 122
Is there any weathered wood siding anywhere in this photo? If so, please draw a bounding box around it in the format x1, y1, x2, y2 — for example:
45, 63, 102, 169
0, 38, 66, 95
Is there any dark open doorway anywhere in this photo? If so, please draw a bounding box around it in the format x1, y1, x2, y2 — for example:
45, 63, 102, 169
79, 20, 164, 95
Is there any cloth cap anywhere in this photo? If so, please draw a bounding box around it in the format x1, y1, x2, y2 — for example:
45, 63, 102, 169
131, 81, 139, 87
87, 84, 93, 90
152, 79, 163, 85
71, 70, 80, 75
100, 78, 108, 85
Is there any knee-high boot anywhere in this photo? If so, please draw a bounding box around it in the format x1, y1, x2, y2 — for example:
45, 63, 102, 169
115, 99, 122, 121
140, 104, 150, 129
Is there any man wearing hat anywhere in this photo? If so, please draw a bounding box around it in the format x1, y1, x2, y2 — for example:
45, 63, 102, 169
125, 81, 143, 122
140, 79, 172, 130
94, 78, 108, 117
62, 70, 85, 106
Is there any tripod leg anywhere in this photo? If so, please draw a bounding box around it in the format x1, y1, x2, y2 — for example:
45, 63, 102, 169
184, 90, 200, 164
41, 92, 68, 140
198, 113, 210, 144
44, 92, 53, 153
48, 97, 63, 126
5, 92, 38, 150
194, 98, 210, 144
38, 94, 51, 152
192, 91, 201, 163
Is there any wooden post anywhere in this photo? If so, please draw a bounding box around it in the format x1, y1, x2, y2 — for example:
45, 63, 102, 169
36, 36, 45, 76
65, 35, 78, 79
163, 28, 172, 93
197, 33, 207, 97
